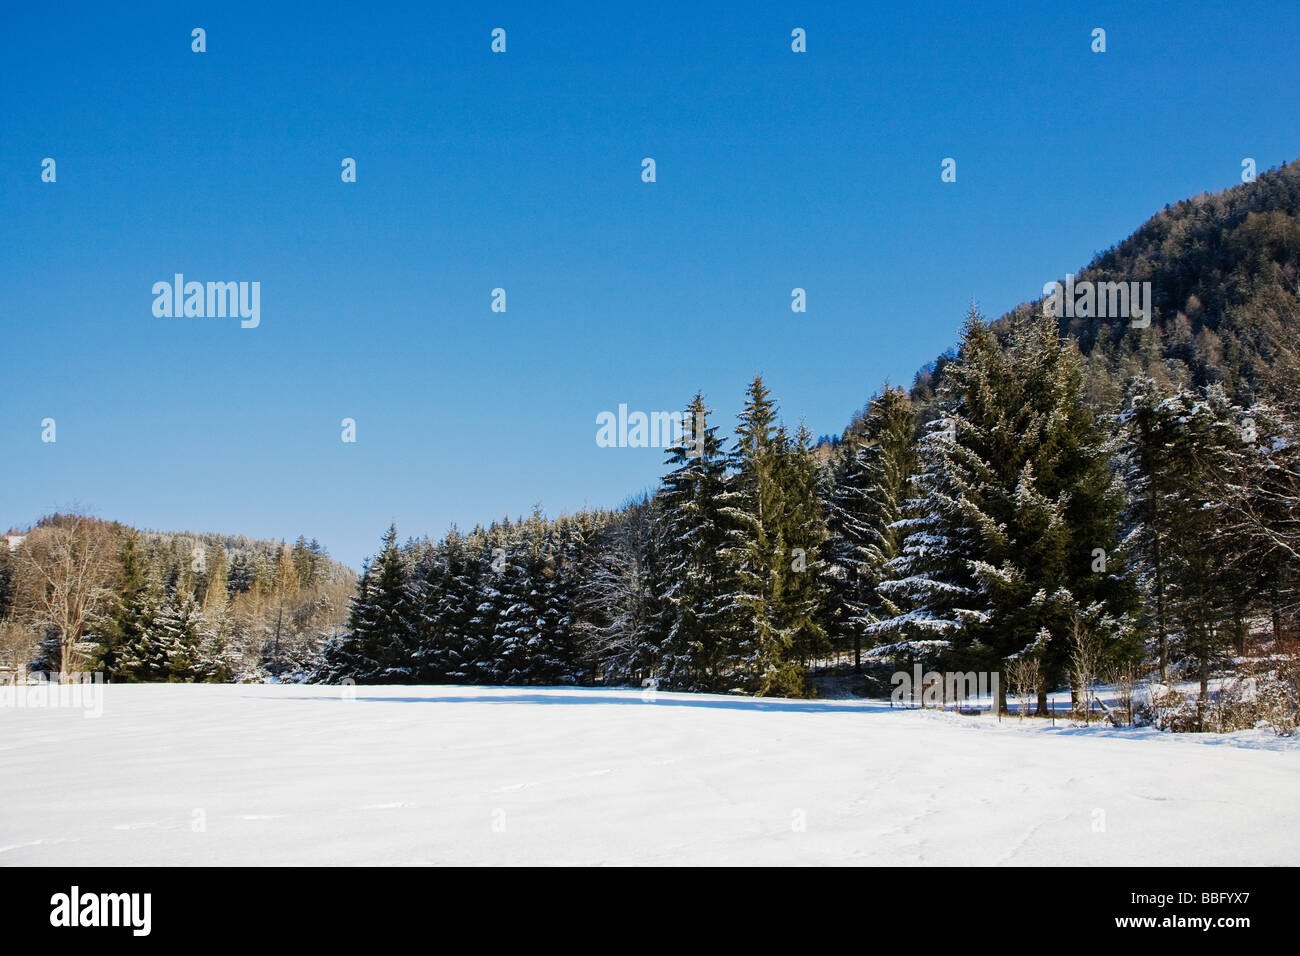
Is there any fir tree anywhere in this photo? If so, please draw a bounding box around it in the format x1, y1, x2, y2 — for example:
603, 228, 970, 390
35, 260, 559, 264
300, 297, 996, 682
822, 386, 916, 670
436, 529, 485, 682
227, 552, 254, 595
656, 394, 732, 691
769, 423, 831, 686
153, 593, 226, 682
91, 534, 159, 681
318, 525, 414, 682
719, 378, 829, 696
718, 376, 788, 690
493, 513, 548, 685
873, 308, 1136, 710
1119, 382, 1256, 707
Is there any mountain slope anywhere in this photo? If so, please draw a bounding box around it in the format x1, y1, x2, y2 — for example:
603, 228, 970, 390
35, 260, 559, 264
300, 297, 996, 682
900, 160, 1300, 427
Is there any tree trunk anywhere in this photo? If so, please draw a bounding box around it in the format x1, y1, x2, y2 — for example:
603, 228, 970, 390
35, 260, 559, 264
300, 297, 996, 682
1197, 641, 1210, 733
274, 604, 283, 662
1272, 585, 1283, 643
1154, 558, 1168, 682
60, 634, 73, 683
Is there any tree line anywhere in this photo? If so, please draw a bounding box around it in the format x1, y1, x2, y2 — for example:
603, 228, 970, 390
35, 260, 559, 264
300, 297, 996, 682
0, 518, 354, 682
318, 308, 1300, 730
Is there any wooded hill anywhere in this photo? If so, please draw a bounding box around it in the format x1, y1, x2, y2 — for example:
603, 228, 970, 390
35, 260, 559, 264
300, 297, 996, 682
901, 160, 1300, 430
0, 514, 355, 682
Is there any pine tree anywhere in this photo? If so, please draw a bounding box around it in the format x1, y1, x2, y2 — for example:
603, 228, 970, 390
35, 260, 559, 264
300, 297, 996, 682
1118, 379, 1184, 681
821, 386, 916, 670
656, 394, 732, 691
112, 589, 221, 682
1216, 400, 1300, 641
91, 534, 159, 681
767, 422, 830, 688
493, 512, 548, 685
718, 376, 787, 690
822, 436, 875, 666
717, 378, 829, 696
318, 525, 414, 682
292, 535, 322, 589
152, 593, 225, 682
873, 308, 1136, 710
523, 516, 587, 685
436, 528, 484, 682
463, 522, 513, 684
227, 552, 254, 595
409, 538, 450, 683
1119, 382, 1255, 707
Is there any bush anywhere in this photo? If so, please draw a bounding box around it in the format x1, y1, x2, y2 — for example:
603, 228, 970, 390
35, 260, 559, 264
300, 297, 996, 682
1255, 669, 1299, 736
1136, 670, 1300, 736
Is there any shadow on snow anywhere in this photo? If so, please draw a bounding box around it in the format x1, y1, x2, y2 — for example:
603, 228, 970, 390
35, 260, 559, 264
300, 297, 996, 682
265, 688, 893, 715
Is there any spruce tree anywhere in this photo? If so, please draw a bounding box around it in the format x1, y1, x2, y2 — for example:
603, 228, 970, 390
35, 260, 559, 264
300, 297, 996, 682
873, 308, 1136, 710
493, 512, 548, 685
769, 422, 831, 687
438, 528, 483, 682
532, 515, 591, 684
152, 593, 225, 682
822, 387, 916, 670
318, 525, 414, 682
718, 376, 787, 690
1119, 382, 1255, 707
656, 394, 732, 691
91, 534, 157, 681
467, 522, 516, 683
719, 378, 829, 696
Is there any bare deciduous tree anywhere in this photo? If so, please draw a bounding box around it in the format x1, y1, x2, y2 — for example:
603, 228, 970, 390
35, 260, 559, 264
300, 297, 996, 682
1006, 652, 1042, 720
14, 517, 116, 681
1107, 661, 1140, 726
1069, 616, 1103, 724
0, 616, 37, 677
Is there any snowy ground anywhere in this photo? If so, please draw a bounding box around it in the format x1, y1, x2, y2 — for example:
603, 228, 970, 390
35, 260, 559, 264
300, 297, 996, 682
2, 684, 1297, 866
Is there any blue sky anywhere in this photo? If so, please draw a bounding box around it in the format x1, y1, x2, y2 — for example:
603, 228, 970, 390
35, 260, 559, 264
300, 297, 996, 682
3, 1, 1298, 569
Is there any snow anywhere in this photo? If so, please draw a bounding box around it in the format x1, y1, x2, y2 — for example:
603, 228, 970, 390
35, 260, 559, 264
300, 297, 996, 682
2, 683, 1297, 865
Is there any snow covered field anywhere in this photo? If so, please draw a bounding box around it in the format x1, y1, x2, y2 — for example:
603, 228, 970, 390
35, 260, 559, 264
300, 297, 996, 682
2, 684, 1297, 866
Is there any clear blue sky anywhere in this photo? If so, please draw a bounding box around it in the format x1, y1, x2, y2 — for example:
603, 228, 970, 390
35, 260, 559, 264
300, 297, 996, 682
3, 1, 1298, 569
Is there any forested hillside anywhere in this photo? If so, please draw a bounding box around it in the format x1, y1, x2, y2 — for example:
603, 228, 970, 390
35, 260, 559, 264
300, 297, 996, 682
905, 160, 1300, 422
0, 514, 354, 682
